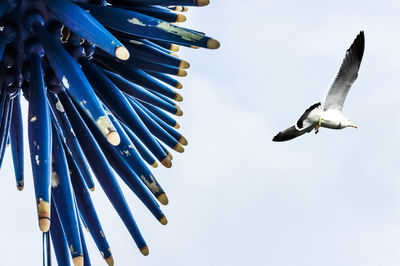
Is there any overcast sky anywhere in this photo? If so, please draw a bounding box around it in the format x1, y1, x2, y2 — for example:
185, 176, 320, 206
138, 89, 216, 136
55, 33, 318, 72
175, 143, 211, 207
1, 1, 400, 265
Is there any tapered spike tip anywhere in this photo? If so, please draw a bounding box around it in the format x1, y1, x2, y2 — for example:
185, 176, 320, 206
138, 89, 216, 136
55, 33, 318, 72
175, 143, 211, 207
161, 158, 172, 168
159, 215, 168, 225
115, 46, 130, 60
73, 256, 84, 266
177, 69, 187, 77
207, 38, 220, 49
37, 200, 50, 232
174, 123, 180, 129
179, 136, 188, 146
151, 161, 158, 168
105, 256, 114, 266
167, 152, 173, 160
179, 60, 190, 69
174, 143, 184, 153
176, 82, 183, 89
140, 246, 149, 256
198, 0, 210, 6
175, 106, 183, 116
174, 93, 183, 102
107, 131, 120, 146
89, 186, 95, 191
170, 44, 180, 52
157, 193, 169, 205
176, 14, 187, 22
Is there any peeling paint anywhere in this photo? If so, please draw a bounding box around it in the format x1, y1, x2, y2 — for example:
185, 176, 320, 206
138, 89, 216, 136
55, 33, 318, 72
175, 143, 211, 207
129, 40, 143, 45
62, 76, 69, 89
123, 150, 130, 156
30, 116, 37, 122
156, 22, 204, 42
96, 115, 113, 136
51, 171, 60, 188
141, 174, 160, 193
100, 230, 105, 237
127, 17, 146, 26
35, 155, 40, 165
70, 128, 76, 136
55, 100, 65, 112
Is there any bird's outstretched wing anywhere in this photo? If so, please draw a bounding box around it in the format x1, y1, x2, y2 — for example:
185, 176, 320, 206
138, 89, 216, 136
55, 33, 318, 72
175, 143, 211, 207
323, 31, 365, 111
272, 102, 320, 142
272, 124, 314, 142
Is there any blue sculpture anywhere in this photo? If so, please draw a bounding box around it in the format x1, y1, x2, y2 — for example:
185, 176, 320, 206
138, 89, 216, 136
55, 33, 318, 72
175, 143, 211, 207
0, 0, 219, 265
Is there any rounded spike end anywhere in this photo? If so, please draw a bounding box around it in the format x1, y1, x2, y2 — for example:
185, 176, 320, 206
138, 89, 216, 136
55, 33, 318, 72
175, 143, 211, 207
140, 246, 149, 256
174, 93, 183, 102
73, 256, 84, 266
197, 0, 210, 6
115, 46, 130, 60
157, 193, 169, 205
176, 14, 187, 22
207, 38, 220, 49
161, 158, 172, 168
179, 60, 190, 69
105, 256, 114, 266
174, 143, 184, 153
159, 215, 168, 225
179, 136, 188, 146
107, 131, 120, 146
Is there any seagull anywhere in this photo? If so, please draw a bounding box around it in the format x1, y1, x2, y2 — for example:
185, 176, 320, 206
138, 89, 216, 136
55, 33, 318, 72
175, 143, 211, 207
272, 31, 365, 142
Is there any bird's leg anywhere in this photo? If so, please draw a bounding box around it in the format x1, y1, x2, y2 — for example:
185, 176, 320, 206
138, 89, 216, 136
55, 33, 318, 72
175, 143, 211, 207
315, 118, 322, 134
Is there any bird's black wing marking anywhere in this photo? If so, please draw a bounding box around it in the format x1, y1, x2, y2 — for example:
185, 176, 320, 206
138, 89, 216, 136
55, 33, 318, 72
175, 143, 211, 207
272, 124, 314, 142
296, 102, 321, 129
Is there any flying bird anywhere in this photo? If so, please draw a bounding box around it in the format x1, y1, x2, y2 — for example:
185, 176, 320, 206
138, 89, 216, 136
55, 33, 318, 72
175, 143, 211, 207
273, 31, 365, 142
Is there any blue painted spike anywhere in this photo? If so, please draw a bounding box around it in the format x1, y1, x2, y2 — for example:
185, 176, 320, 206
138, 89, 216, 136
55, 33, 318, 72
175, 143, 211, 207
80, 60, 171, 167
127, 96, 184, 153
103, 104, 168, 205
137, 38, 175, 55
125, 57, 185, 77
57, 90, 149, 256
139, 100, 180, 129
120, 121, 158, 168
51, 125, 84, 264
83, 5, 219, 49
108, 0, 209, 6
76, 212, 91, 266
102, 69, 179, 115
67, 153, 113, 264
121, 38, 185, 69
47, 92, 95, 191
76, 100, 167, 223
135, 99, 187, 146
32, 23, 120, 147
120, 5, 182, 23
47, 0, 130, 60
27, 53, 52, 233
10, 93, 24, 190
146, 71, 182, 89
94, 55, 181, 103
0, 89, 13, 169
50, 200, 72, 266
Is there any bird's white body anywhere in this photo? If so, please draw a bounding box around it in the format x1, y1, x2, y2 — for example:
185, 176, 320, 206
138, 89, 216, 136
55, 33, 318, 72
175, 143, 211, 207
306, 107, 351, 129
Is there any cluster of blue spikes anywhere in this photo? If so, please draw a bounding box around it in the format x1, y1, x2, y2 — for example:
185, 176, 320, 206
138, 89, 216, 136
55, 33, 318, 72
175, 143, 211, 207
0, 0, 219, 265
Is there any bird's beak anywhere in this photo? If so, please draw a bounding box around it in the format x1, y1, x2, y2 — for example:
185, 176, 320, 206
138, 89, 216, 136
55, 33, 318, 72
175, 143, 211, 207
351, 124, 357, 128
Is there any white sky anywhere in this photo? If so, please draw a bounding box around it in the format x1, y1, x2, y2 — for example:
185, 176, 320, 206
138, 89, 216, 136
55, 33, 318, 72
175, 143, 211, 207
1, 1, 400, 265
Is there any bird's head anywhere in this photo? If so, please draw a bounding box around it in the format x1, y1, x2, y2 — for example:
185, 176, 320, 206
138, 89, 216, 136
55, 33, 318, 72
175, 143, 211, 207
341, 118, 357, 129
